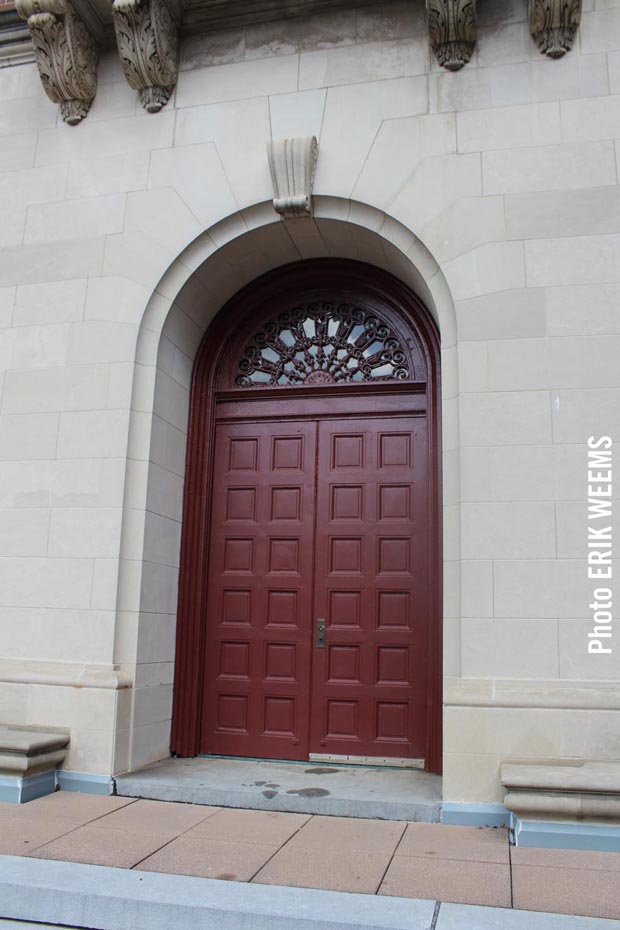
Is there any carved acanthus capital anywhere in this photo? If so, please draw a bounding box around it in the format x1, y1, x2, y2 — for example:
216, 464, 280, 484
426, 0, 477, 71
112, 0, 179, 113
267, 136, 319, 219
15, 0, 98, 125
529, 0, 582, 58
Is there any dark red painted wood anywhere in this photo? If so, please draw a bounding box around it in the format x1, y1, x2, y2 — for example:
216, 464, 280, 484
171, 259, 443, 773
201, 420, 316, 759
309, 414, 429, 759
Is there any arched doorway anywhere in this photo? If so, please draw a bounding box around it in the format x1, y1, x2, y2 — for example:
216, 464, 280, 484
171, 259, 442, 772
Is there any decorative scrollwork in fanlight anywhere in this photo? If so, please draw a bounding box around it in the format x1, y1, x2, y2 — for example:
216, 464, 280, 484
235, 303, 414, 388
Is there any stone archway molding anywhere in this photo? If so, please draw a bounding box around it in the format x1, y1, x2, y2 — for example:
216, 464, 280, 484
113, 196, 460, 775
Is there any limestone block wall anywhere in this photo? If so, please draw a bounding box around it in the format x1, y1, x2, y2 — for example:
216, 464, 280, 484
0, 0, 618, 801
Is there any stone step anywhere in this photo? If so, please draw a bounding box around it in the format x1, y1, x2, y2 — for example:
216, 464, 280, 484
115, 756, 442, 822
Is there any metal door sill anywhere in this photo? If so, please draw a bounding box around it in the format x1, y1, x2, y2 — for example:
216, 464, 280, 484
308, 753, 425, 769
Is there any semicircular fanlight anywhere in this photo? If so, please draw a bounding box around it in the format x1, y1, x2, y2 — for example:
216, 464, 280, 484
235, 302, 412, 387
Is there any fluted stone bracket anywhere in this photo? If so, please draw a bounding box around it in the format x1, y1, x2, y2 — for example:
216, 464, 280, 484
267, 136, 319, 219
426, 0, 476, 71
15, 0, 98, 125
529, 0, 582, 59
112, 0, 179, 113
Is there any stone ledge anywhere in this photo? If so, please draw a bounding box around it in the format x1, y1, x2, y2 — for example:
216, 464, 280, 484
0, 659, 132, 690
0, 726, 69, 777
502, 761, 620, 796
0, 726, 69, 802
502, 761, 620, 824
446, 677, 620, 710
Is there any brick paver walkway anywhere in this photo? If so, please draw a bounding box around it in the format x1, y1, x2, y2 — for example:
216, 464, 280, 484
1, 793, 619, 921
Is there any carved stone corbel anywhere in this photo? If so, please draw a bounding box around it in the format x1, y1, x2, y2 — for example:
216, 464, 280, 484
15, 0, 98, 125
426, 0, 477, 71
112, 0, 179, 113
267, 137, 319, 219
529, 0, 582, 58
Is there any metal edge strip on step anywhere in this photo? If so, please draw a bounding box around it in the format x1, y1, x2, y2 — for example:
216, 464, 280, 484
308, 754, 425, 769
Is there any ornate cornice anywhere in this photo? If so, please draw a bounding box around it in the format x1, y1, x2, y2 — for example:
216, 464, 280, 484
112, 0, 179, 113
426, 0, 476, 71
15, 0, 97, 124
267, 136, 318, 219
529, 0, 582, 58
1, 0, 586, 112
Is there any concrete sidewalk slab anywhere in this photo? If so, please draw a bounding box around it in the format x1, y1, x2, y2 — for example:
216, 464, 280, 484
273, 813, 406, 851
252, 845, 393, 894
138, 835, 282, 881
115, 756, 442, 821
31, 824, 176, 869
184, 807, 310, 844
379, 856, 512, 908
91, 798, 221, 836
511, 846, 620, 920
395, 823, 509, 863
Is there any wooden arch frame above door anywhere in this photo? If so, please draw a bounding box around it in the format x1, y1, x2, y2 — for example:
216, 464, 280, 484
170, 259, 443, 773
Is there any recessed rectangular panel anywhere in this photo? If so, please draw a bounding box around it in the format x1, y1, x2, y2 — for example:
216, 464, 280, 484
377, 591, 410, 629
380, 433, 411, 468
263, 697, 295, 735
331, 485, 363, 520
272, 437, 303, 470
377, 646, 409, 685
265, 643, 296, 680
226, 488, 256, 521
229, 438, 258, 471
379, 485, 411, 520
329, 590, 361, 627
271, 487, 302, 521
267, 590, 298, 626
326, 700, 358, 739
329, 538, 362, 573
376, 702, 408, 742
217, 695, 248, 732
224, 538, 254, 573
332, 435, 363, 469
221, 589, 252, 625
219, 641, 250, 679
378, 537, 410, 574
327, 645, 360, 683
268, 538, 300, 573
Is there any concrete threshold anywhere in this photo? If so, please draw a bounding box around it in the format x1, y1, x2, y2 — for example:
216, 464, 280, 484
114, 756, 442, 822
1, 856, 619, 930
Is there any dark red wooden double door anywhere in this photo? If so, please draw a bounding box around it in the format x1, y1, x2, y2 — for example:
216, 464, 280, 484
201, 393, 430, 762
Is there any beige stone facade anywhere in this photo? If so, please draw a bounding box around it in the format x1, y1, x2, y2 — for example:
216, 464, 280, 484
0, 0, 619, 823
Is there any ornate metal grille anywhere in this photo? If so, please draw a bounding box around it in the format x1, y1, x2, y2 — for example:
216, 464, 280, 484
235, 302, 411, 387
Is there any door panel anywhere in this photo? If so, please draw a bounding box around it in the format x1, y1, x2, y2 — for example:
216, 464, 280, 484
309, 416, 429, 758
201, 405, 430, 763
201, 420, 317, 759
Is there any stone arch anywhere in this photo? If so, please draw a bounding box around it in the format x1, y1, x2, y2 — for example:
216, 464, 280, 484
112, 197, 459, 775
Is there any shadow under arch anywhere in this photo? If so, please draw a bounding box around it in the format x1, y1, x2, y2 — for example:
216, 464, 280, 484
114, 197, 460, 776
